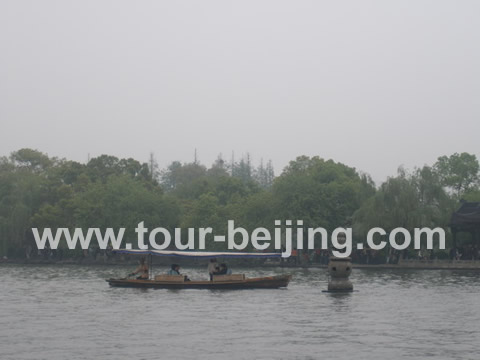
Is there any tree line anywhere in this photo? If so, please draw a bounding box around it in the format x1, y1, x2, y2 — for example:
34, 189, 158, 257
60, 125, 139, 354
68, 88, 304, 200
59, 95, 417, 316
0, 148, 478, 258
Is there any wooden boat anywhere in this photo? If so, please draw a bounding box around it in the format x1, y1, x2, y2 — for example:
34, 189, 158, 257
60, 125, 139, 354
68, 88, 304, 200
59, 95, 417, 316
106, 249, 292, 290
107, 274, 292, 290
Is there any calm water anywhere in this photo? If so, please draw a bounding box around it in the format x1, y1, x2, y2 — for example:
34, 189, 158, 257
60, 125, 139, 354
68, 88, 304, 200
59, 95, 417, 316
1, 265, 479, 360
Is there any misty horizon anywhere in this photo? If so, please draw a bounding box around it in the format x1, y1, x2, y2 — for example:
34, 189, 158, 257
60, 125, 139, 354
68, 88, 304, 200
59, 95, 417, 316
1, 1, 479, 184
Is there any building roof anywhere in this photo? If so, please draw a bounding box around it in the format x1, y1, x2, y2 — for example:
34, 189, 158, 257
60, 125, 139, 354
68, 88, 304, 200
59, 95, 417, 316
450, 202, 480, 231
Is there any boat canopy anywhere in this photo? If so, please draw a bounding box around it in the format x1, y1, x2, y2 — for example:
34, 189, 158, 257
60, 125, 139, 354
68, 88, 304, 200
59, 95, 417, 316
113, 249, 282, 258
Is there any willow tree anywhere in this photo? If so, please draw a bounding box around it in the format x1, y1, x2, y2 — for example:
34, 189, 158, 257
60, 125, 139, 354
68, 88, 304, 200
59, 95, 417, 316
353, 166, 453, 254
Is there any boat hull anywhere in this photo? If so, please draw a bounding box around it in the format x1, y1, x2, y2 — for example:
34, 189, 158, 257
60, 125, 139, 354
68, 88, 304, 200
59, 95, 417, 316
106, 274, 291, 289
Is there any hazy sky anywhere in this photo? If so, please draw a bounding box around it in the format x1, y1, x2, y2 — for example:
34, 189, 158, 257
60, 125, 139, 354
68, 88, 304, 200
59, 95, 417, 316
1, 1, 479, 183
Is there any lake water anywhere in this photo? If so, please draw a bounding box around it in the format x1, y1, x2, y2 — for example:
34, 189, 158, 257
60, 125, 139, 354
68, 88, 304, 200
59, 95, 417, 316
1, 265, 479, 360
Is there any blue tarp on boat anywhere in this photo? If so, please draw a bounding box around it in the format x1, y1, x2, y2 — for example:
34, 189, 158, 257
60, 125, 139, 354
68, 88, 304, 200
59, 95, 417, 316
113, 249, 282, 258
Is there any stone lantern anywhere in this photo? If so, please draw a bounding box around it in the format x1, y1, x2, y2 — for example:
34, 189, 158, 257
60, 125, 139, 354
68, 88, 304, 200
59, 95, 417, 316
327, 233, 353, 292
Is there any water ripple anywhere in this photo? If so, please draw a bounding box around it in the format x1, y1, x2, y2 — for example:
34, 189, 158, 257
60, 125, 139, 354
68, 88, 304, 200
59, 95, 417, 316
1, 264, 479, 360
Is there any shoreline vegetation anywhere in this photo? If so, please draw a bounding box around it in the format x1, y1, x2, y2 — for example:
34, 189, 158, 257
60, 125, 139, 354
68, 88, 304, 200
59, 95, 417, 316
3, 257, 480, 271
1, 148, 479, 261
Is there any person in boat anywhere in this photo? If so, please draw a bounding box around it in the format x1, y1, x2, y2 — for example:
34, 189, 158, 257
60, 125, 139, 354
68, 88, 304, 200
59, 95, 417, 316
129, 257, 149, 279
224, 264, 232, 275
167, 264, 181, 275
208, 258, 218, 280
213, 263, 232, 276
167, 264, 191, 281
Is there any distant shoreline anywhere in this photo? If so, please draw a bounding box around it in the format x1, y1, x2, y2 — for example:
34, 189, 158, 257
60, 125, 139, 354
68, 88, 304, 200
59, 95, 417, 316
2, 258, 480, 270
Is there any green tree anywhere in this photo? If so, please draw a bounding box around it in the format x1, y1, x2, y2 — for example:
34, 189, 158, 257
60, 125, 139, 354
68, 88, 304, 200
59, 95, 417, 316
273, 156, 375, 231
353, 166, 453, 254
10, 148, 54, 173
161, 162, 207, 193
434, 152, 479, 197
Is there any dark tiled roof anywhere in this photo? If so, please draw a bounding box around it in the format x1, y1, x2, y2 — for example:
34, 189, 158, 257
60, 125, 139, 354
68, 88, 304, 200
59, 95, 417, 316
450, 202, 480, 229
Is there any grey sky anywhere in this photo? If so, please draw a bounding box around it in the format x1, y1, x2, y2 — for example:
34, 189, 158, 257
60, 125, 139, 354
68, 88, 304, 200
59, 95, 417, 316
1, 0, 479, 183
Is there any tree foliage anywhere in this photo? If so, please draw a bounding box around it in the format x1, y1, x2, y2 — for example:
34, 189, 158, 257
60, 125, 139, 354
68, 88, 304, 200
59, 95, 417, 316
434, 152, 479, 197
0, 148, 478, 258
